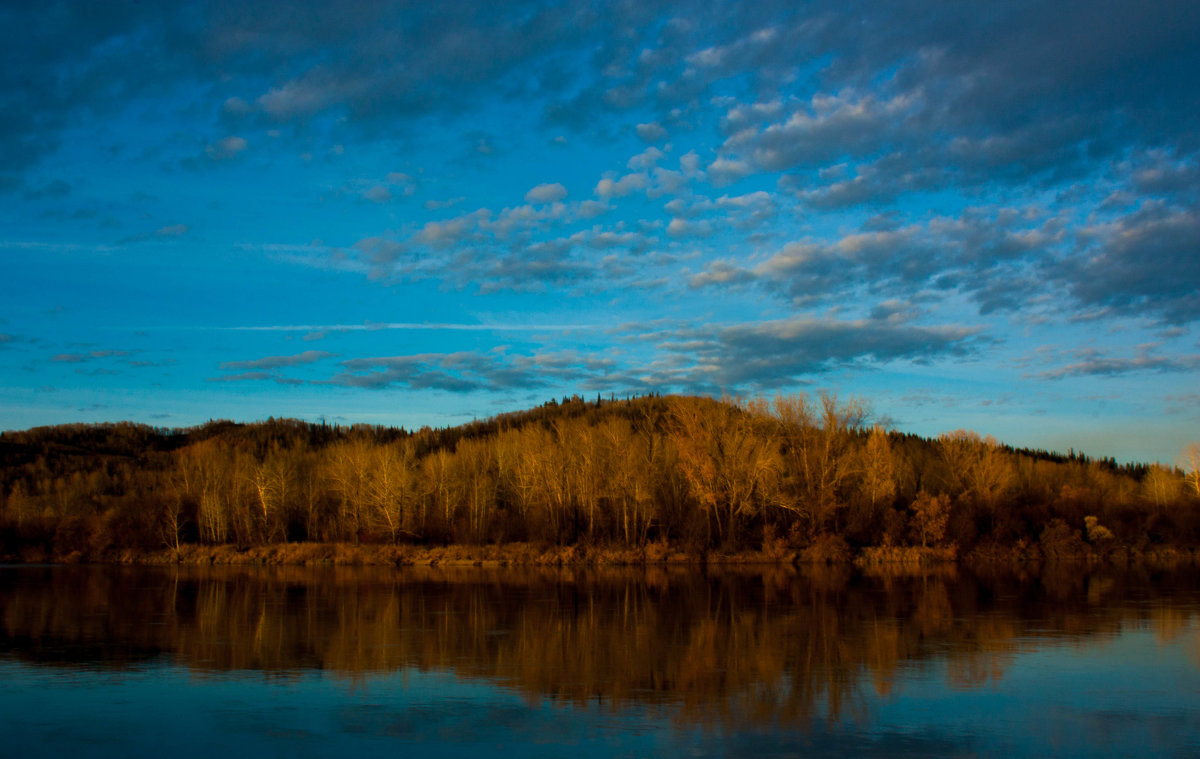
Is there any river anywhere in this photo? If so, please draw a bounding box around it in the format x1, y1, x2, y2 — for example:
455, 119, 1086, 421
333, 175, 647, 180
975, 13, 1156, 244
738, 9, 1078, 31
2, 563, 1199, 757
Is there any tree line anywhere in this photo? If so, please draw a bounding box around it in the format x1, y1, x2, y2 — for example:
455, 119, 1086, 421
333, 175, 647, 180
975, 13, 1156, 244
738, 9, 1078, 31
1, 394, 1197, 560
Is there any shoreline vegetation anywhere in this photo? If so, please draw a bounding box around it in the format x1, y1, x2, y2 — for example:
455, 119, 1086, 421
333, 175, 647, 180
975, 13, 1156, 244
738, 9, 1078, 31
2, 394, 1198, 567
34, 541, 1199, 570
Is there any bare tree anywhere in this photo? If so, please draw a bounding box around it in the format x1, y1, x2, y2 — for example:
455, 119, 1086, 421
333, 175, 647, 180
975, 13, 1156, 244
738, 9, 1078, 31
671, 397, 779, 545
1142, 464, 1182, 510
1181, 442, 1200, 497
857, 425, 897, 511
772, 392, 867, 535
938, 430, 1013, 509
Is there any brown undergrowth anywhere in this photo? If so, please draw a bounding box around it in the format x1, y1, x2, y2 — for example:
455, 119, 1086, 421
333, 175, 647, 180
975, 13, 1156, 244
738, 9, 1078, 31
11, 539, 1197, 568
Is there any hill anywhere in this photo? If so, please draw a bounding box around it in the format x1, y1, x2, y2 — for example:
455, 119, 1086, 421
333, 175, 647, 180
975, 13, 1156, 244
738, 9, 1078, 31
1, 394, 1196, 564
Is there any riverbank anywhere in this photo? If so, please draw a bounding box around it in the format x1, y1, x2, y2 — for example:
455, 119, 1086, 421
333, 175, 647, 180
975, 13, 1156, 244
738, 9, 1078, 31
11, 540, 968, 568
10, 539, 1196, 569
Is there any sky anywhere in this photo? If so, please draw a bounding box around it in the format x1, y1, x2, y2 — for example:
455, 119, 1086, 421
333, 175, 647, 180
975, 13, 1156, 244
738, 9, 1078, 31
1, 0, 1198, 465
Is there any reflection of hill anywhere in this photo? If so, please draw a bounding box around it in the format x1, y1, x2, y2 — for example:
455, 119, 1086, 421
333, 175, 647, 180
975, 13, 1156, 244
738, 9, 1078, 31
1, 565, 1197, 727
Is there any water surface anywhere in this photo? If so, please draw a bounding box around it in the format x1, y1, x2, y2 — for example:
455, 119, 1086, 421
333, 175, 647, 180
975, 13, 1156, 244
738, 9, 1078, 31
2, 563, 1199, 757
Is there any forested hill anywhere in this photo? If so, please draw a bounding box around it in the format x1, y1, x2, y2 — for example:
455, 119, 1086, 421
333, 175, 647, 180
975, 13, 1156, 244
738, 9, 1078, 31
1, 394, 1196, 563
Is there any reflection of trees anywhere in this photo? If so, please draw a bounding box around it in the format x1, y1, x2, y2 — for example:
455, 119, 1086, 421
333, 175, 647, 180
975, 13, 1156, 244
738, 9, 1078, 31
1, 566, 1197, 728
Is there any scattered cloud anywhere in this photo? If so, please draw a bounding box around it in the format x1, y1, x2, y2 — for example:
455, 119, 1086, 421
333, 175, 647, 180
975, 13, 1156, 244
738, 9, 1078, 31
205, 135, 248, 161
706, 157, 753, 186
219, 350, 336, 371
3, 0, 1200, 464
328, 350, 616, 393
525, 182, 568, 204
51, 350, 132, 363
635, 122, 667, 142
208, 371, 304, 385
362, 185, 392, 203
155, 224, 189, 237
1055, 201, 1200, 324
1036, 347, 1200, 380
637, 316, 985, 390
424, 197, 465, 210
594, 172, 648, 198
118, 224, 190, 245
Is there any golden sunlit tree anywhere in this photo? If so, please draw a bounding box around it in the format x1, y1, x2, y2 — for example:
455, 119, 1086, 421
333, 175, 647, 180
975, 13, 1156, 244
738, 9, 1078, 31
772, 392, 868, 536
857, 425, 898, 511
910, 490, 951, 547
1141, 464, 1182, 510
1181, 442, 1200, 497
938, 430, 1013, 509
363, 440, 416, 542
324, 436, 373, 541
671, 397, 780, 546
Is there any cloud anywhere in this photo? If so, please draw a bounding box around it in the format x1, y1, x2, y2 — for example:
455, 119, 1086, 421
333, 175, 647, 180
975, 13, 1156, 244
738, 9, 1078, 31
222, 96, 250, 116
209, 350, 336, 384
687, 207, 1065, 315
723, 91, 921, 174
5, 0, 1200, 437
663, 196, 713, 218
417, 209, 491, 247
219, 350, 336, 371
127, 359, 176, 368
636, 122, 667, 142
594, 172, 648, 198
224, 320, 600, 333
5, 0, 1199, 184
1036, 348, 1200, 379
117, 224, 190, 245
1054, 201, 1200, 324
351, 171, 416, 203
627, 147, 664, 170
328, 350, 617, 393
424, 197, 465, 210
51, 350, 132, 363
688, 260, 756, 288
205, 136, 248, 161
343, 203, 659, 293
525, 182, 568, 204
714, 190, 777, 227
208, 371, 304, 385
1129, 152, 1200, 196
782, 155, 944, 209
706, 157, 753, 186
362, 185, 392, 203
609, 315, 985, 392
701, 317, 982, 385
256, 78, 340, 120
869, 299, 922, 324
666, 217, 709, 238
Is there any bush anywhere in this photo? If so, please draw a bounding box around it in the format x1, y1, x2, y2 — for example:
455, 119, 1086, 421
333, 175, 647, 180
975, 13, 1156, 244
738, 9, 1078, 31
799, 533, 851, 564
1040, 518, 1088, 560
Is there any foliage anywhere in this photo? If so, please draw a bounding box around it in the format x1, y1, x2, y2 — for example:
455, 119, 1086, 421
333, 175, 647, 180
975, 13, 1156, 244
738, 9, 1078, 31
1, 394, 1198, 562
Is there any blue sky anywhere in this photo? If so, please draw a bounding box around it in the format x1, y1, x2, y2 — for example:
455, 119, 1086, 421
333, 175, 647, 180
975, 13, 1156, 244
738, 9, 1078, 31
2, 0, 1198, 464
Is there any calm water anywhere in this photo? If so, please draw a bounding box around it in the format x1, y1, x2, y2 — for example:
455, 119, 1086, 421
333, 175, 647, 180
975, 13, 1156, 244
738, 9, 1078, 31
2, 563, 1199, 758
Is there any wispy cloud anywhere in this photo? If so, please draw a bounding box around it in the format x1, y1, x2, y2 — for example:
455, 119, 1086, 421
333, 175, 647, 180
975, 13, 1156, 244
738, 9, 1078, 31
51, 350, 132, 363
1035, 350, 1200, 380
219, 350, 336, 370
219, 322, 602, 333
